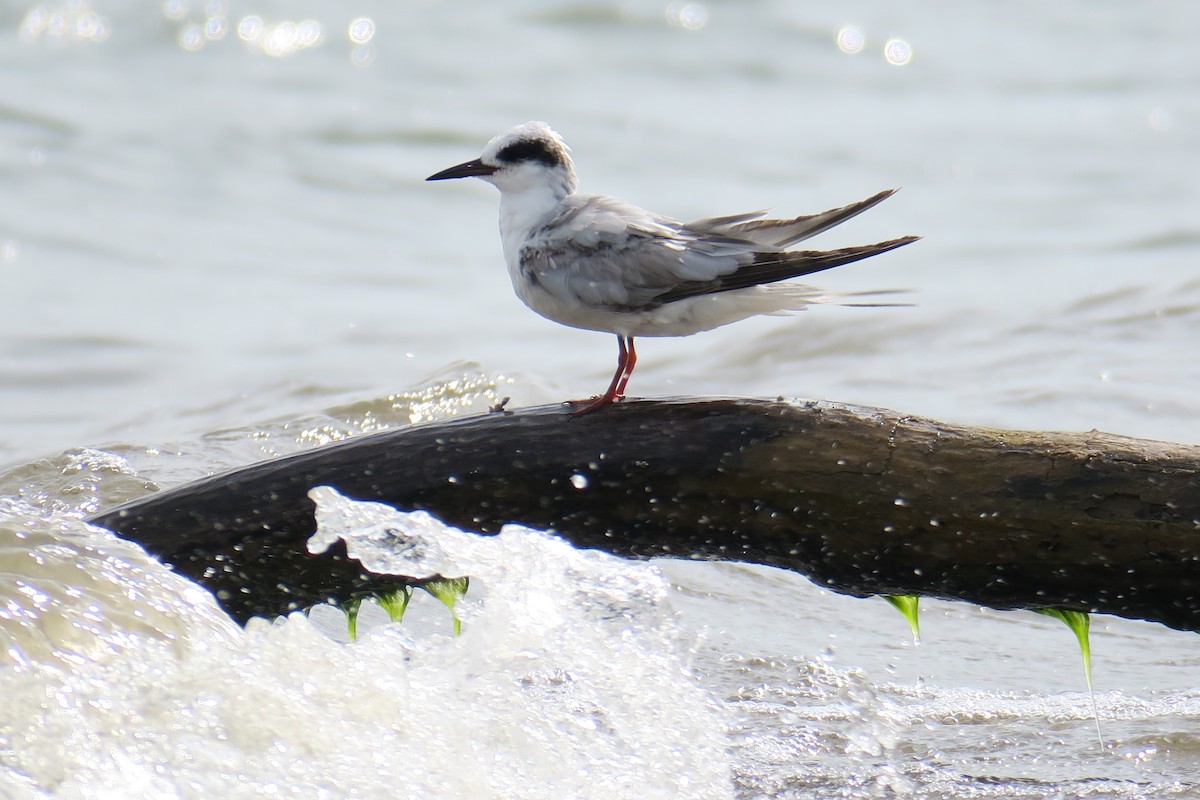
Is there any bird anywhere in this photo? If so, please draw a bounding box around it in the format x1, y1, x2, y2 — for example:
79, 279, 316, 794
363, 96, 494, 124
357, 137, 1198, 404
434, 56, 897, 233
426, 121, 919, 415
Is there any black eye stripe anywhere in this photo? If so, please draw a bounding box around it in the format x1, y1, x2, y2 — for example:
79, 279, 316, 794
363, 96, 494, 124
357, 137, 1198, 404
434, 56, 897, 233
495, 138, 564, 167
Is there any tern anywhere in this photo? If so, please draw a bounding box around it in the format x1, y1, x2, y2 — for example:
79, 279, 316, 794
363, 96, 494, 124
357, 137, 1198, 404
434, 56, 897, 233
427, 121, 918, 414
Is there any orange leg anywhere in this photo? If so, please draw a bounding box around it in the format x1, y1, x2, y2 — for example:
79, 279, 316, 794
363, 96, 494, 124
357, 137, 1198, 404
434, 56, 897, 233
570, 335, 637, 416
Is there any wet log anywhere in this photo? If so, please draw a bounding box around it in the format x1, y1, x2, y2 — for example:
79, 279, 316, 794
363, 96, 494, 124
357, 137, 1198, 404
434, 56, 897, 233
88, 399, 1200, 631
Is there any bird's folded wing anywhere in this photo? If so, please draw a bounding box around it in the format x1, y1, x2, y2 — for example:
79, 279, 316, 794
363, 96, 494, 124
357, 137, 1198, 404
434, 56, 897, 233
518, 192, 917, 312
519, 195, 752, 310
518, 237, 751, 311
651, 236, 919, 304
685, 188, 899, 249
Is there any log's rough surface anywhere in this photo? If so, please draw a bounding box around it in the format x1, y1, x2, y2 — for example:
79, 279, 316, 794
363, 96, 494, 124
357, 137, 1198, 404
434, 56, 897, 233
88, 399, 1200, 631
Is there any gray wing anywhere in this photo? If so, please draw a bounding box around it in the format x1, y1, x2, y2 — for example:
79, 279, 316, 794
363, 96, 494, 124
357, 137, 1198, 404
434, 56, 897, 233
517, 195, 749, 310
685, 188, 900, 248
650, 236, 919, 305
518, 192, 917, 311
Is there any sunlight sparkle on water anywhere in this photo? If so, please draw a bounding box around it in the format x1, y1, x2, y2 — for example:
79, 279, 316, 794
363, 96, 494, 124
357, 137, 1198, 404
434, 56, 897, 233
836, 25, 865, 55
348, 17, 375, 44
236, 14, 262, 41
19, 1, 111, 44
350, 45, 375, 68
884, 38, 913, 66
665, 3, 707, 31
205, 14, 227, 40
260, 20, 325, 58
178, 23, 203, 51
348, 17, 376, 67
164, 0, 230, 50
162, 8, 369, 62
171, 10, 326, 56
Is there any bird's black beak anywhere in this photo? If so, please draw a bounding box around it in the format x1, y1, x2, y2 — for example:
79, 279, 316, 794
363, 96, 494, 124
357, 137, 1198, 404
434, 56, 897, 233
426, 158, 498, 181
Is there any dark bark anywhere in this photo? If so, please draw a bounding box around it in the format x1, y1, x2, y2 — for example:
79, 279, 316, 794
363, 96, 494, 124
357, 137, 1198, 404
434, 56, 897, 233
87, 399, 1200, 631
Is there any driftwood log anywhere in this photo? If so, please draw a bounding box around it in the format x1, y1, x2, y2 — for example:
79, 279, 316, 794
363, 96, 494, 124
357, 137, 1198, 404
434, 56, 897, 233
88, 399, 1200, 632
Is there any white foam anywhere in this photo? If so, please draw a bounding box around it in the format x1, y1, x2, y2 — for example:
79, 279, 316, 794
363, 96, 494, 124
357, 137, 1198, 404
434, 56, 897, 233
0, 493, 733, 798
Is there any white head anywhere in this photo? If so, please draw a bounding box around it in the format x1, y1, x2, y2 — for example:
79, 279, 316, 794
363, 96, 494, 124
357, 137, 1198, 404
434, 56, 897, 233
426, 121, 578, 200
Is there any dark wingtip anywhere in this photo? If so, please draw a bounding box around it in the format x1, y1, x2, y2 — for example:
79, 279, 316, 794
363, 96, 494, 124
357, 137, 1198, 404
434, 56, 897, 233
869, 234, 922, 253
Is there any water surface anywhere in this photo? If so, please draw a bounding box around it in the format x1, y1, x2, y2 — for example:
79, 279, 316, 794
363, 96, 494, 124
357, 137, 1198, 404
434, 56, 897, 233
2, 1, 1199, 796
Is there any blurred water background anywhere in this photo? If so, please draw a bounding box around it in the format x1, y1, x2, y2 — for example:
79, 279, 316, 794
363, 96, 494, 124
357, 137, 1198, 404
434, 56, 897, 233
2, 1, 1200, 797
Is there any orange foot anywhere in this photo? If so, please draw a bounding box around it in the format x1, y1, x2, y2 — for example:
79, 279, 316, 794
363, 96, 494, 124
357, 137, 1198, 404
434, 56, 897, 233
566, 393, 623, 416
